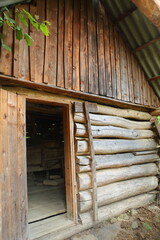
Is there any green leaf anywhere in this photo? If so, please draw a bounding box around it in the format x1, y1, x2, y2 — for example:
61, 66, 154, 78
24, 33, 33, 46
1, 41, 11, 51
157, 116, 160, 124
18, 12, 28, 27
4, 7, 12, 17
4, 13, 15, 27
143, 222, 152, 231
23, 9, 39, 30
40, 23, 49, 36
44, 20, 51, 26
16, 27, 23, 40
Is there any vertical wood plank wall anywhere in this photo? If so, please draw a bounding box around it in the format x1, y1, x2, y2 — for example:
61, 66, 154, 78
0, 0, 159, 107
0, 89, 28, 240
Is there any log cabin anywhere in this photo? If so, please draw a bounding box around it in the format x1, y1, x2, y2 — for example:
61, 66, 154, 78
0, 0, 160, 239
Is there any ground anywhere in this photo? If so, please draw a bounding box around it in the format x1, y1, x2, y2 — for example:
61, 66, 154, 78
68, 203, 160, 240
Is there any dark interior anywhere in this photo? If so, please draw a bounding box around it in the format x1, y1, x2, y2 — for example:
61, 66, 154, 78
26, 102, 66, 223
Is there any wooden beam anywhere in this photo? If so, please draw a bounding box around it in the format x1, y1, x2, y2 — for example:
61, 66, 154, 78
150, 109, 160, 116
83, 102, 98, 221
0, 75, 157, 112
133, 37, 160, 52
132, 0, 160, 28
114, 6, 137, 23
147, 76, 160, 82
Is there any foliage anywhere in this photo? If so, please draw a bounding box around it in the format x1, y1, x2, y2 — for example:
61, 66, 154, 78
143, 222, 153, 231
157, 116, 160, 124
0, 6, 51, 51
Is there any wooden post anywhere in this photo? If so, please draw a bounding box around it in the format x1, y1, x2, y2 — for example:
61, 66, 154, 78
83, 102, 98, 221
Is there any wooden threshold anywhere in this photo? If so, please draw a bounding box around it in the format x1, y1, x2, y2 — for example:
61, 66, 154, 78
29, 214, 74, 240
0, 75, 158, 112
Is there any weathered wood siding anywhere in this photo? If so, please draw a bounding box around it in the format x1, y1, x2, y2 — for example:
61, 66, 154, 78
0, 88, 28, 240
0, 0, 159, 107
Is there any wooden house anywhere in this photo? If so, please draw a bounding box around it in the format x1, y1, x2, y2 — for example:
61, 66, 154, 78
0, 0, 159, 239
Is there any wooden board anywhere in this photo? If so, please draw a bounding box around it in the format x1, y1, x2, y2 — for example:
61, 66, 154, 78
0, 88, 28, 240
28, 185, 66, 223
0, 1, 159, 107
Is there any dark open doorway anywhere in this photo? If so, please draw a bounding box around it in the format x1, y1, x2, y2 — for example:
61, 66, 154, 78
26, 102, 66, 223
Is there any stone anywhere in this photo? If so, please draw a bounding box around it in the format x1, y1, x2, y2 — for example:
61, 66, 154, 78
131, 209, 138, 216
117, 213, 130, 221
110, 218, 117, 224
131, 221, 139, 229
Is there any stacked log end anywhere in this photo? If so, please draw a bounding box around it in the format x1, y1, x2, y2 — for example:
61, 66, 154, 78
74, 103, 159, 216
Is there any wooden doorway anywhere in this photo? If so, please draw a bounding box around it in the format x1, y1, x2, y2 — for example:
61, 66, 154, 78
0, 88, 76, 240
26, 102, 66, 223
26, 99, 76, 226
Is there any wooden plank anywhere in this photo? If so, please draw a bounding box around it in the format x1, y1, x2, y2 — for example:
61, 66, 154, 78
0, 10, 13, 76
80, 0, 89, 92
128, 51, 134, 102
57, 0, 65, 88
0, 89, 1, 240
115, 30, 121, 100
30, 0, 45, 83
17, 95, 28, 239
64, 0, 73, 89
139, 67, 143, 105
88, 0, 99, 94
44, 0, 58, 85
63, 104, 77, 221
72, 0, 80, 91
8, 91, 18, 239
120, 40, 129, 101
73, 102, 97, 113
97, 1, 106, 96
84, 102, 98, 221
1, 89, 10, 240
132, 57, 140, 103
13, 4, 30, 80
109, 22, 117, 98
104, 13, 112, 97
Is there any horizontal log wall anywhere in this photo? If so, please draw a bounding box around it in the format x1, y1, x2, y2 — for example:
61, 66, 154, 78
74, 103, 159, 214
0, 0, 159, 107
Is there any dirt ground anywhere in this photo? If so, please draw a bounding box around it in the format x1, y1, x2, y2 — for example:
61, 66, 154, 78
68, 203, 160, 240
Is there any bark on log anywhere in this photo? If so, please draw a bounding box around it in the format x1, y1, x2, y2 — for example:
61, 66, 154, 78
79, 176, 158, 212
75, 123, 154, 139
76, 153, 159, 172
78, 163, 158, 190
74, 113, 151, 130
76, 139, 157, 155
97, 104, 151, 120
80, 193, 155, 224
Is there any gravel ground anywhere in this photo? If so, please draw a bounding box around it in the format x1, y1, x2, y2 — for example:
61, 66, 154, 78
67, 203, 160, 240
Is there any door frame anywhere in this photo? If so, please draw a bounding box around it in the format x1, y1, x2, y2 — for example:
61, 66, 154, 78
26, 96, 77, 222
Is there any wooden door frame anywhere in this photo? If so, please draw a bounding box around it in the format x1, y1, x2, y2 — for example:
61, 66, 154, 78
26, 96, 77, 222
